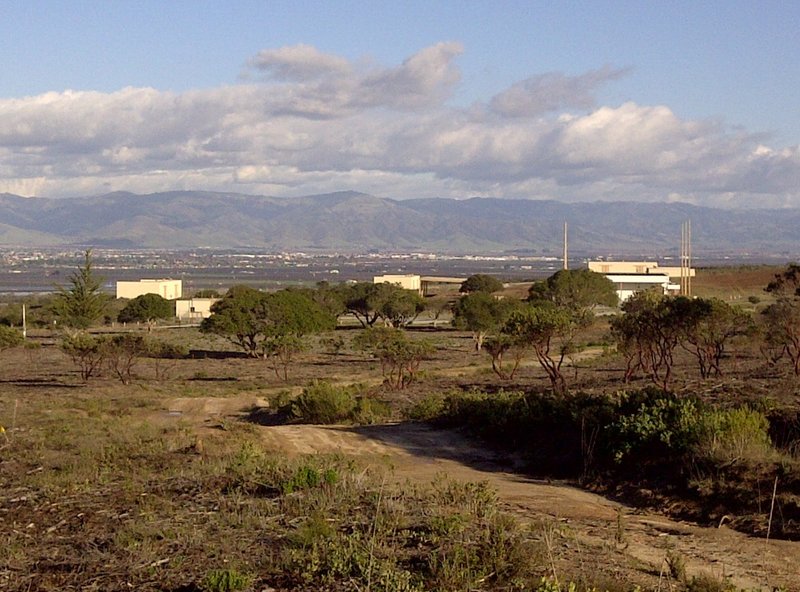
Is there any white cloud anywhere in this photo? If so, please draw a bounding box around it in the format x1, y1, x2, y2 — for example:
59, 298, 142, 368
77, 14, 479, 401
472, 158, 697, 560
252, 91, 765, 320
0, 43, 799, 207
249, 44, 351, 81
489, 65, 629, 117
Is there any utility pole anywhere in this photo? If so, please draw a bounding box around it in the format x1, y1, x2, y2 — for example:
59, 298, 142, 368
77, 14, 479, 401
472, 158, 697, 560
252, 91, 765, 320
22, 303, 27, 339
563, 221, 568, 270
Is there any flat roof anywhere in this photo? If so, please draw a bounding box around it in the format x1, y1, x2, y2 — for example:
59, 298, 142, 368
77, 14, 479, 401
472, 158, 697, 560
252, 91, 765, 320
420, 276, 467, 283
604, 273, 670, 282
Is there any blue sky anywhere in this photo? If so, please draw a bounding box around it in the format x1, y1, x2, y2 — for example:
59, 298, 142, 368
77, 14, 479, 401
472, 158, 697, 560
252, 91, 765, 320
1, 0, 799, 207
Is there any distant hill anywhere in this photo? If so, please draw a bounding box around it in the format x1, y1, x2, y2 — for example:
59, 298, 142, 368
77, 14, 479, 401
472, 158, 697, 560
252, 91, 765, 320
0, 190, 798, 256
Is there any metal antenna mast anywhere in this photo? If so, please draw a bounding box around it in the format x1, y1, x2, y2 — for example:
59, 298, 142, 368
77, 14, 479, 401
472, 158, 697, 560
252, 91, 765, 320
681, 220, 692, 296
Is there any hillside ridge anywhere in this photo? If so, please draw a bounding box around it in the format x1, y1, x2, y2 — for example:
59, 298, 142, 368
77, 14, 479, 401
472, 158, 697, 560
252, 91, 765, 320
0, 191, 797, 254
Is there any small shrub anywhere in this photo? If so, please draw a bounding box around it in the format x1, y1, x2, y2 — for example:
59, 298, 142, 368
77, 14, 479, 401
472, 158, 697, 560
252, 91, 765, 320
320, 335, 346, 355
281, 464, 338, 494
351, 396, 391, 424
665, 550, 687, 582
684, 572, 735, 592
61, 332, 108, 381
405, 393, 446, 422
291, 381, 357, 424
0, 325, 24, 350
202, 568, 252, 592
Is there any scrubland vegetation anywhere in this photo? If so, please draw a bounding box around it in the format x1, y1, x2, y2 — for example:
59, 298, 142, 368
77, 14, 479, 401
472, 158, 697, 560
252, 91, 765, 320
2, 257, 800, 590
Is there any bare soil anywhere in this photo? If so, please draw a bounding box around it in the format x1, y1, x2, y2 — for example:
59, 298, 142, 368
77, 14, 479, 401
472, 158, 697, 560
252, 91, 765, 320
162, 391, 800, 591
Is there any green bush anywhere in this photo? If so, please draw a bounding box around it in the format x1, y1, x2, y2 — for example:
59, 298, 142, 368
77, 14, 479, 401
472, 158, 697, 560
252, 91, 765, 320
202, 568, 252, 592
609, 390, 704, 464
0, 325, 23, 350
291, 381, 358, 424
695, 407, 774, 465
281, 464, 339, 494
144, 339, 188, 359
352, 396, 392, 424
684, 573, 736, 592
404, 393, 447, 422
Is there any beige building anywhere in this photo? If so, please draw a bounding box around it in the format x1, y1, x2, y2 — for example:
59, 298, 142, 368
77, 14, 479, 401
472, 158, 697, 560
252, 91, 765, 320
588, 261, 694, 280
373, 274, 422, 294
588, 261, 658, 274
175, 297, 218, 321
116, 279, 183, 300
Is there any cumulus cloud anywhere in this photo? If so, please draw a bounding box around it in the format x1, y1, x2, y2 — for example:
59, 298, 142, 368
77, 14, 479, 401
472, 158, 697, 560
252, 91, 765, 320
0, 43, 799, 207
353, 42, 464, 110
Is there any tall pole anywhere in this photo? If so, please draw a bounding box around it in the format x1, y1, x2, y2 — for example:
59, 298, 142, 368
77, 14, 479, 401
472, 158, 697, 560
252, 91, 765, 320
680, 222, 686, 296
563, 221, 568, 270
687, 219, 692, 297
680, 220, 692, 297
22, 303, 27, 339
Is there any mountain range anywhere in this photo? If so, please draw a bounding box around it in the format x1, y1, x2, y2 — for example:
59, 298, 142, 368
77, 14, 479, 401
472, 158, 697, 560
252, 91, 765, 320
0, 190, 798, 256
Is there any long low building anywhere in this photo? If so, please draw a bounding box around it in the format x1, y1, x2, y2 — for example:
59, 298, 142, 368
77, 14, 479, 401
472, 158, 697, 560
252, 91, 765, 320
175, 297, 218, 321
372, 274, 469, 296
603, 273, 679, 302
588, 261, 694, 279
116, 279, 182, 300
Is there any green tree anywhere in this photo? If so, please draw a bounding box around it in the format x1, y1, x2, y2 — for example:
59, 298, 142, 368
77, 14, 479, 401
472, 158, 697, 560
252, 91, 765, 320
502, 303, 577, 395
610, 291, 692, 390
258, 290, 337, 339
377, 287, 425, 327
118, 293, 174, 330
761, 300, 800, 374
765, 263, 800, 297
353, 326, 434, 389
51, 250, 110, 329
105, 334, 146, 384
341, 282, 424, 328
460, 274, 504, 294
680, 298, 752, 378
340, 282, 387, 327
483, 333, 527, 380
201, 287, 335, 378
452, 292, 521, 352
201, 285, 267, 357
762, 264, 800, 374
61, 332, 107, 381
528, 268, 618, 317
310, 281, 347, 320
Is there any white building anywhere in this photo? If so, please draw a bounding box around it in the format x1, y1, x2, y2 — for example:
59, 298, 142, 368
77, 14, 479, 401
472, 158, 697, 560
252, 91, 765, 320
175, 297, 218, 321
588, 260, 694, 302
603, 273, 678, 302
116, 279, 182, 300
373, 274, 422, 294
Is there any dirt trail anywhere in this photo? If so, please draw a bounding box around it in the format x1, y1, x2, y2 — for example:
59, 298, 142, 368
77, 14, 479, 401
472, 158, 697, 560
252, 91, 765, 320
163, 395, 800, 590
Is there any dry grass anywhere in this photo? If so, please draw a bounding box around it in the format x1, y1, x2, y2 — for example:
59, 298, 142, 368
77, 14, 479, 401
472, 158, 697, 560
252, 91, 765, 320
2, 266, 800, 590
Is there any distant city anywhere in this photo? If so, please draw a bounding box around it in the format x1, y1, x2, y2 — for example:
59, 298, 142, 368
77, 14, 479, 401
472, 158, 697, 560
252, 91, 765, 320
0, 248, 789, 296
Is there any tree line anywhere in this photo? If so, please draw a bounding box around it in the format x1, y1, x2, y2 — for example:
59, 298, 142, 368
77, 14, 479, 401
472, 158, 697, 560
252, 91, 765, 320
4, 251, 800, 393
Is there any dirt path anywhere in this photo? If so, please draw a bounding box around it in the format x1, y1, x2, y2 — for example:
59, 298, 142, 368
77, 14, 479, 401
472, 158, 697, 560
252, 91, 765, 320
162, 396, 800, 590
